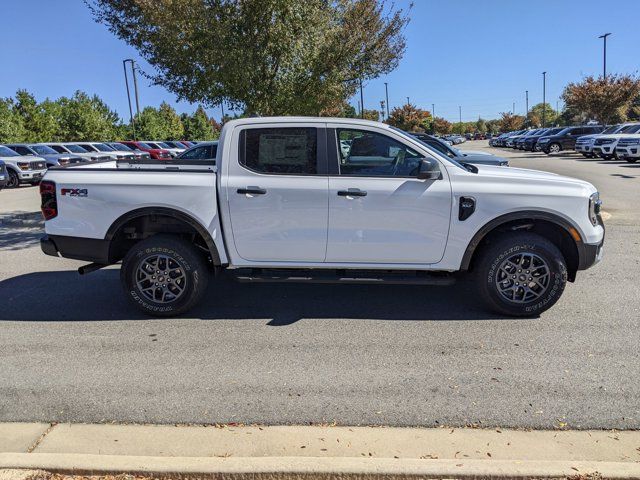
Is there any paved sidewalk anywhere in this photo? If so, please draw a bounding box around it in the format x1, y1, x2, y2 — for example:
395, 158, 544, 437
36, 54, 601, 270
2, 423, 640, 478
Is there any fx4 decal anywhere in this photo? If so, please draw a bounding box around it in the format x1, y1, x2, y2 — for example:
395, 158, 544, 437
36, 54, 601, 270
61, 188, 88, 197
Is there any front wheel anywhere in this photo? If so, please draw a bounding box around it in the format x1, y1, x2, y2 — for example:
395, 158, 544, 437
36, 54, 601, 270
548, 143, 561, 154
121, 234, 209, 317
6, 170, 19, 189
626, 158, 638, 163
475, 232, 567, 317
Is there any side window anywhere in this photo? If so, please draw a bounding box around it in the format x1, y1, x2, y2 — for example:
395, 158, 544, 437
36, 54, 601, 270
241, 127, 317, 175
181, 146, 208, 160
336, 129, 423, 177
50, 145, 65, 153
79, 144, 94, 151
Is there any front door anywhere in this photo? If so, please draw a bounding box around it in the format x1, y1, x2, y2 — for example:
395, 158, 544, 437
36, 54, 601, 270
326, 126, 452, 264
226, 125, 329, 262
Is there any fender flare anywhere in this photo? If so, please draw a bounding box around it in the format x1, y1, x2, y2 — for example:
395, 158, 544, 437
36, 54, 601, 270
460, 210, 583, 271
105, 207, 222, 265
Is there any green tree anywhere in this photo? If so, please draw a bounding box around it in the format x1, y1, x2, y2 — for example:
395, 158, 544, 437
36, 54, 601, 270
88, 0, 410, 115
475, 118, 487, 134
158, 101, 184, 139
183, 106, 218, 140
385, 104, 431, 132
14, 90, 59, 142
527, 103, 558, 127
562, 74, 640, 125
57, 91, 121, 141
0, 97, 26, 142
362, 109, 380, 121
135, 106, 166, 140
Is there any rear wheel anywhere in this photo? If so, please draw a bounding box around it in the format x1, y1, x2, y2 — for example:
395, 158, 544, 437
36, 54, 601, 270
121, 234, 209, 317
474, 232, 567, 317
6, 170, 19, 189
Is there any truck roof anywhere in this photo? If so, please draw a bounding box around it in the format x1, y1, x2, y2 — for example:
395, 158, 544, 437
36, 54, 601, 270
223, 116, 392, 129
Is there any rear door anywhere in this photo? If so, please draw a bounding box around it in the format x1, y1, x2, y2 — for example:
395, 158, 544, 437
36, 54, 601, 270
325, 125, 452, 264
225, 123, 329, 262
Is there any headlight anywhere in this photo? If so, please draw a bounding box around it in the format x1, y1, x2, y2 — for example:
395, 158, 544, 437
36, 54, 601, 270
18, 162, 30, 170
58, 158, 70, 166
589, 192, 602, 226
500, 161, 509, 166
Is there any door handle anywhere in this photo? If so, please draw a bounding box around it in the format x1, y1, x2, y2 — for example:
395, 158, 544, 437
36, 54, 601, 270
237, 187, 267, 195
337, 188, 367, 197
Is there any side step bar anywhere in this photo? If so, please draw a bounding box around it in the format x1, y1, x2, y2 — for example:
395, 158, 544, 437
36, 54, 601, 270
232, 269, 455, 286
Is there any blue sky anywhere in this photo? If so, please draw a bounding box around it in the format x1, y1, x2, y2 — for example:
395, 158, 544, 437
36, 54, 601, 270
1, 0, 638, 123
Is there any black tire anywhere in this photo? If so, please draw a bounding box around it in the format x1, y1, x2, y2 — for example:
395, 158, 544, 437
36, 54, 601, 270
6, 170, 19, 189
548, 143, 561, 154
626, 158, 638, 163
474, 232, 567, 317
121, 234, 209, 317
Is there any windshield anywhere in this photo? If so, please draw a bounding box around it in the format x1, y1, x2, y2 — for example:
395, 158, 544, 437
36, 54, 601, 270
136, 142, 154, 149
92, 143, 114, 152
31, 145, 57, 155
602, 125, 621, 134
65, 144, 88, 153
146, 142, 161, 149
0, 146, 19, 157
110, 143, 133, 151
156, 142, 172, 149
621, 124, 640, 133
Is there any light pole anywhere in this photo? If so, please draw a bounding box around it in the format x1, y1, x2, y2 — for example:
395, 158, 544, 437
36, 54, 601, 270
598, 33, 611, 81
432, 103, 435, 118
512, 102, 515, 115
384, 82, 390, 118
525, 90, 529, 124
123, 59, 141, 116
122, 60, 136, 139
406, 96, 410, 106
359, 79, 364, 119
459, 105, 462, 132
542, 71, 547, 128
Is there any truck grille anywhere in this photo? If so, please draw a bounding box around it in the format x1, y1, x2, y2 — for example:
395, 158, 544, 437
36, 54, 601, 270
0, 163, 6, 175
30, 160, 47, 170
616, 138, 640, 146
69, 157, 84, 164
575, 138, 592, 145
594, 138, 614, 146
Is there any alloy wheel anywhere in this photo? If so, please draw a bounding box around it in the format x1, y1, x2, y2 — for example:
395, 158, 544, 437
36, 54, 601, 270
495, 252, 550, 304
135, 254, 187, 304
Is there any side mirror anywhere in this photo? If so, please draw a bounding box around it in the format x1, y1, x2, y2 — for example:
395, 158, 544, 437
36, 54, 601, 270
417, 158, 441, 180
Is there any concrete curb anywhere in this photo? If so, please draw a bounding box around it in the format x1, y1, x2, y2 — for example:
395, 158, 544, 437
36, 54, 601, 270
2, 453, 640, 479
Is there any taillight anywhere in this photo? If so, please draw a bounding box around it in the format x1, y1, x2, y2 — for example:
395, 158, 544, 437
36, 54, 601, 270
40, 180, 57, 220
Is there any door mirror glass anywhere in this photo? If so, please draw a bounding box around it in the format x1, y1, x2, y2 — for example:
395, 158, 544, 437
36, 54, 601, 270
417, 158, 441, 180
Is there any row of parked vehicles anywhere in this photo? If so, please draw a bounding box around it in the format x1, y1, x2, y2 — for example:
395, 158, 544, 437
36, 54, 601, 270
0, 140, 216, 189
489, 123, 640, 162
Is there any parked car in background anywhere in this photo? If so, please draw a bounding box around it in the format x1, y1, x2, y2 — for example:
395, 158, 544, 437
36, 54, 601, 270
175, 141, 218, 161
489, 132, 512, 147
73, 142, 136, 161
521, 128, 564, 152
615, 134, 640, 163
0, 145, 48, 188
591, 123, 640, 160
513, 129, 543, 150
45, 143, 109, 162
120, 141, 172, 160
163, 141, 189, 150
106, 142, 151, 160
503, 130, 527, 148
145, 141, 183, 157
538, 126, 604, 154
4, 143, 83, 168
411, 133, 508, 166
0, 160, 7, 190
574, 124, 626, 158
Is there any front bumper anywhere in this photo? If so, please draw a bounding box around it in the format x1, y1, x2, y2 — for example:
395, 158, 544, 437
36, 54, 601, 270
593, 145, 615, 156
577, 214, 605, 271
18, 169, 46, 182
615, 146, 640, 159
575, 145, 592, 153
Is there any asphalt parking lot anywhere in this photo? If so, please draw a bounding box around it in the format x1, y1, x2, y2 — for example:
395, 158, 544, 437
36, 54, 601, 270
1, 142, 638, 429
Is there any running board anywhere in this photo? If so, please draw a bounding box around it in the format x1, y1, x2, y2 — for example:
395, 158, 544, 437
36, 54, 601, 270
232, 269, 455, 286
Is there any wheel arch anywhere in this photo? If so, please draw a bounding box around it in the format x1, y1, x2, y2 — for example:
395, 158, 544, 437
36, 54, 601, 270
105, 207, 223, 266
461, 211, 583, 281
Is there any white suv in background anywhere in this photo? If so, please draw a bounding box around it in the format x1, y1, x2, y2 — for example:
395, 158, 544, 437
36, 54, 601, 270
74, 142, 136, 161
591, 123, 640, 160
46, 143, 110, 162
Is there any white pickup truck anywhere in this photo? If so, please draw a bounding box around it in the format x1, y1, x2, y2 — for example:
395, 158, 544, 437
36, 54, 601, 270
40, 117, 604, 317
